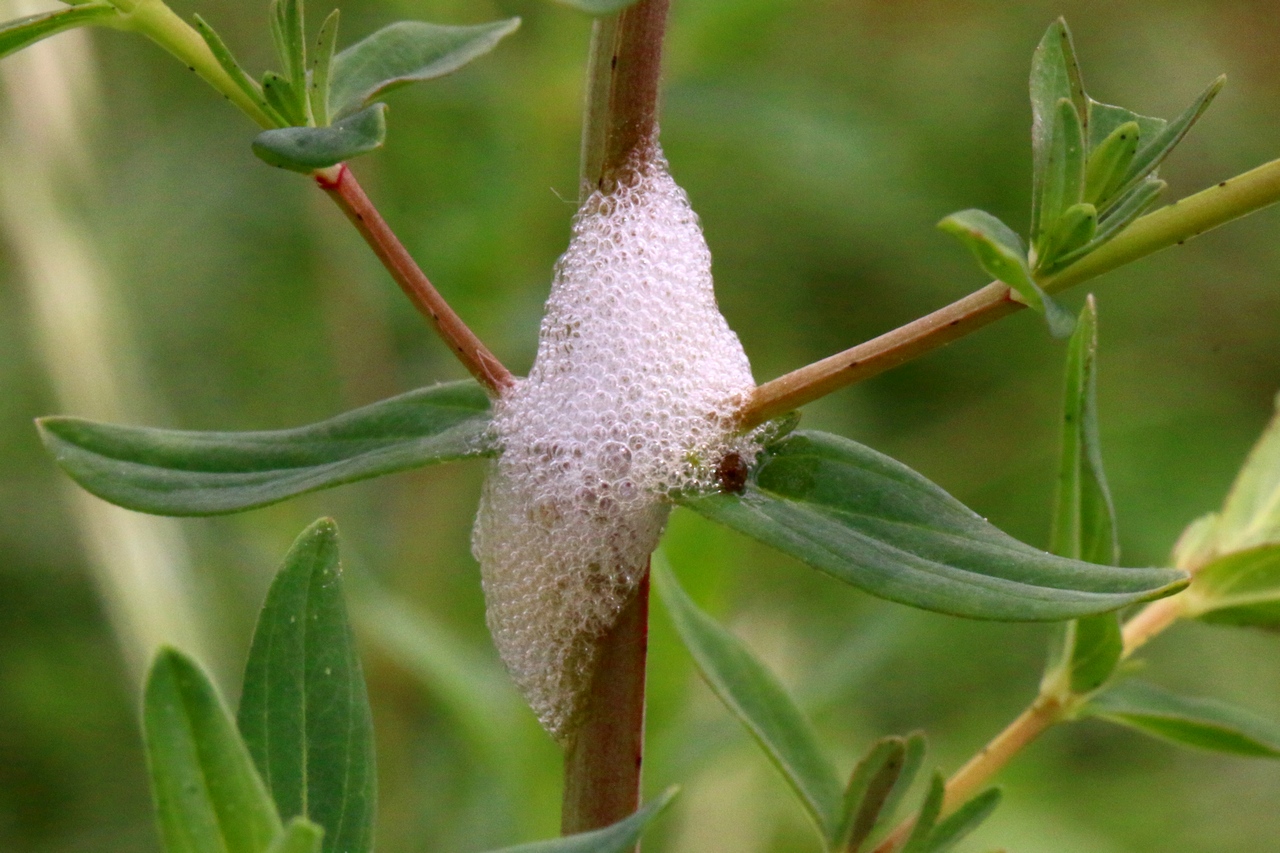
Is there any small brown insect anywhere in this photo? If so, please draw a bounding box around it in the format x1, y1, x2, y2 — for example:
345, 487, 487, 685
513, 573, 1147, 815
715, 452, 750, 494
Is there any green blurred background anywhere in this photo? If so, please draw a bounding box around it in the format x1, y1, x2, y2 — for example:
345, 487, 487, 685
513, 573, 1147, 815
3, 0, 1280, 850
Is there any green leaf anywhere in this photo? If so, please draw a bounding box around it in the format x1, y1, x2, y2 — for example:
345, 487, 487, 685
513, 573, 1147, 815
262, 71, 307, 127
238, 520, 375, 853
1047, 178, 1165, 273
38, 379, 492, 516
653, 557, 843, 843
1082, 680, 1280, 758
878, 731, 926, 840
1029, 18, 1088, 242
1050, 297, 1117, 566
1213, 393, 1280, 554
924, 788, 1002, 853
680, 431, 1188, 621
1185, 544, 1280, 630
486, 788, 678, 853
0, 3, 118, 60
937, 209, 1074, 338
143, 648, 282, 853
1036, 201, 1096, 270
193, 15, 279, 126
329, 18, 520, 118
309, 10, 340, 127
253, 102, 387, 172
266, 819, 324, 853
1034, 98, 1087, 254
270, 0, 308, 114
1086, 101, 1165, 156
1084, 120, 1140, 206
1114, 76, 1225, 200
840, 736, 908, 853
548, 0, 643, 13
900, 773, 945, 853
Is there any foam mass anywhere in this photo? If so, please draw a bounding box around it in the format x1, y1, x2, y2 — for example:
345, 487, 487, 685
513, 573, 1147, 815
471, 150, 759, 740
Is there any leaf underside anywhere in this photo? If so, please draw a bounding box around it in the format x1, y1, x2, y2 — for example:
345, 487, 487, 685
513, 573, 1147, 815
679, 430, 1187, 621
253, 102, 388, 172
486, 788, 677, 853
38, 380, 492, 516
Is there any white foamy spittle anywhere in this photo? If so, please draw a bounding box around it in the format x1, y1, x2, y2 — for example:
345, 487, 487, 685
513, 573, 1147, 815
471, 150, 759, 739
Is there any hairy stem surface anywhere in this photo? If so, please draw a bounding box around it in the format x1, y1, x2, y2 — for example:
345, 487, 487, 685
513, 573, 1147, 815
741, 157, 1280, 429
317, 165, 514, 395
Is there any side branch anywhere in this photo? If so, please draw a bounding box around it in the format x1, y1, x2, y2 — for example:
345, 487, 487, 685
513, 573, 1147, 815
317, 165, 515, 395
740, 157, 1280, 430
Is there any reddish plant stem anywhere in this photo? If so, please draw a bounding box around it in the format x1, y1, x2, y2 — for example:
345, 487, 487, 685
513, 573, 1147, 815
562, 571, 650, 836
316, 164, 515, 395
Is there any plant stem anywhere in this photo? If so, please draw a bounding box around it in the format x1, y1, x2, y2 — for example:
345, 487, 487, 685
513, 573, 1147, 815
740, 157, 1280, 429
579, 0, 671, 194
562, 572, 650, 836
560, 0, 671, 837
116, 0, 276, 128
316, 164, 515, 395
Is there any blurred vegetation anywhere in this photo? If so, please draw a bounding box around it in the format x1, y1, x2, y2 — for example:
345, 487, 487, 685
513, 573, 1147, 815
2, 0, 1280, 851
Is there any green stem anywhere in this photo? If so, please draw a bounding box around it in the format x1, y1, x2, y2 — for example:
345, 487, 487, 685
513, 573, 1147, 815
740, 157, 1280, 429
116, 0, 275, 128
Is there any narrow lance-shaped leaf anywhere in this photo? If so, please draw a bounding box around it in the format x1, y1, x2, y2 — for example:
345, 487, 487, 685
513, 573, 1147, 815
309, 10, 340, 127
1112, 76, 1225, 202
681, 430, 1188, 621
329, 18, 521, 118
193, 15, 280, 125
653, 557, 843, 844
1035, 98, 1087, 255
1184, 544, 1280, 630
1036, 201, 1096, 270
263, 71, 306, 127
900, 773, 946, 853
1047, 178, 1165, 273
143, 648, 282, 853
1084, 120, 1140, 206
266, 819, 324, 853
238, 520, 375, 853
270, 0, 308, 116
840, 736, 908, 853
486, 788, 678, 853
877, 731, 926, 840
253, 102, 387, 172
1082, 680, 1280, 758
1029, 18, 1088, 240
938, 209, 1074, 338
0, 3, 118, 61
924, 788, 1002, 853
38, 379, 493, 516
549, 0, 643, 14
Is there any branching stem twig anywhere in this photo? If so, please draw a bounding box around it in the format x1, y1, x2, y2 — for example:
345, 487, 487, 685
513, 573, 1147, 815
740, 157, 1280, 429
316, 165, 514, 395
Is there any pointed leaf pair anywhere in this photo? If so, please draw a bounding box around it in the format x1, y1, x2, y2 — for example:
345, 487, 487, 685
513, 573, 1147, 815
679, 430, 1187, 622
487, 788, 677, 853
1029, 19, 1087, 246
937, 209, 1074, 338
143, 648, 283, 853
1082, 680, 1280, 758
653, 557, 844, 845
1203, 394, 1280, 556
37, 379, 493, 516
901, 777, 1001, 853
253, 102, 387, 171
0, 2, 118, 60
238, 519, 375, 853
1033, 98, 1087, 262
328, 18, 520, 119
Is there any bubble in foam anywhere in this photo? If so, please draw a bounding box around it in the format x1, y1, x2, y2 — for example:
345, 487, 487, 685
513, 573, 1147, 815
471, 148, 760, 740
